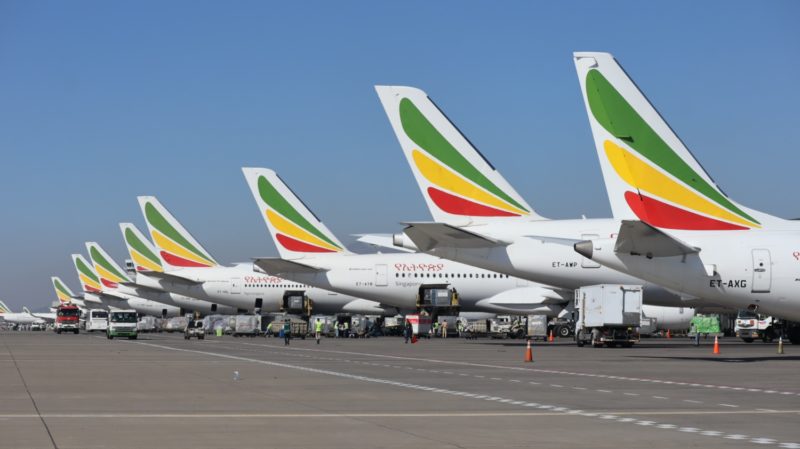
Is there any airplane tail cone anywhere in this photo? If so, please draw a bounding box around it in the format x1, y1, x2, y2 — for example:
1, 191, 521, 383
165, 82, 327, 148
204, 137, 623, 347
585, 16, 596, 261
778, 337, 785, 355
713, 336, 720, 355
548, 330, 554, 343
524, 340, 533, 362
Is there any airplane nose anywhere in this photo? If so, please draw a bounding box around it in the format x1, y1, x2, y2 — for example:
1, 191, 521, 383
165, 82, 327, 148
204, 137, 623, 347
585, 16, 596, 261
574, 240, 594, 259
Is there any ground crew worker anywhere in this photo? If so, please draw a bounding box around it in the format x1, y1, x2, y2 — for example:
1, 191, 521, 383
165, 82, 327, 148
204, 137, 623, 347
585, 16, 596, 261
283, 319, 291, 346
456, 320, 463, 338
432, 321, 439, 338
343, 321, 349, 338
315, 318, 323, 344
265, 321, 273, 338
404, 319, 412, 344
441, 320, 447, 339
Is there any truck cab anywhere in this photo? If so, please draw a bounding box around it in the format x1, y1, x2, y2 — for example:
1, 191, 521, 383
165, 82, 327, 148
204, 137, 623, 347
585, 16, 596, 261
107, 310, 138, 340
55, 304, 81, 334
735, 309, 776, 343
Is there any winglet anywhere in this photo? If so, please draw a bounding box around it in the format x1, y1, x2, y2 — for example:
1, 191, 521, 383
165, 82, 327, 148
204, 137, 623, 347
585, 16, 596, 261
242, 167, 350, 259
119, 223, 164, 273
137, 196, 219, 269
375, 85, 540, 225
574, 52, 772, 231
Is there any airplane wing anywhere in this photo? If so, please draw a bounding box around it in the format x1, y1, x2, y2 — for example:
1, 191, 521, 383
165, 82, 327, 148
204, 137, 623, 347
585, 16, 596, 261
136, 271, 204, 285
253, 257, 327, 275
353, 234, 416, 253
402, 222, 502, 252
614, 220, 699, 257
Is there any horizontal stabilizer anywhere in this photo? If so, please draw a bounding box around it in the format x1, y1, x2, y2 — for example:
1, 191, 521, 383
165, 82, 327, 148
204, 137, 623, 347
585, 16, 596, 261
253, 257, 326, 276
614, 220, 699, 257
402, 222, 501, 252
354, 234, 416, 253
523, 235, 582, 246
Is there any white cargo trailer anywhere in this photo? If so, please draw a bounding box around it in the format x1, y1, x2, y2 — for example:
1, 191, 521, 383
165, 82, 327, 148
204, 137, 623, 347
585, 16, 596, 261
575, 285, 642, 348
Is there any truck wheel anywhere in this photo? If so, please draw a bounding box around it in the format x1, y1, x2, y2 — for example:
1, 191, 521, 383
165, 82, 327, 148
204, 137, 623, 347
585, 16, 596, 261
558, 326, 571, 338
74, 330, 79, 335
129, 336, 137, 340
184, 335, 190, 340
56, 329, 61, 334
576, 330, 584, 347
108, 335, 114, 340
742, 338, 754, 343
198, 335, 204, 340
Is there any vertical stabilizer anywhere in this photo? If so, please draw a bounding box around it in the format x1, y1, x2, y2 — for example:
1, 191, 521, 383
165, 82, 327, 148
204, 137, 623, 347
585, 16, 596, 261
72, 254, 103, 293
376, 85, 539, 224
137, 196, 219, 270
119, 223, 164, 273
51, 277, 75, 304
574, 52, 773, 230
242, 167, 350, 259
85, 242, 132, 291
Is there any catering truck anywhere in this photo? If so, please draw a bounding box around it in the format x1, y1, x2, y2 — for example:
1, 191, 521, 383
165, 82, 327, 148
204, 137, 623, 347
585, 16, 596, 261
574, 285, 642, 348
55, 303, 81, 334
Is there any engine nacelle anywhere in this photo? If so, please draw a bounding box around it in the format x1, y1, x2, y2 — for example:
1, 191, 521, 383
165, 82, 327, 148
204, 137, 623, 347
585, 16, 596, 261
475, 286, 566, 316
641, 305, 695, 331
392, 233, 419, 251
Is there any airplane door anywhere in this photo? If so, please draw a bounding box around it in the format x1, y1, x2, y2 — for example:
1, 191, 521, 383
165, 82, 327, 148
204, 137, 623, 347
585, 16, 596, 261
751, 249, 771, 293
375, 264, 388, 287
581, 234, 601, 268
230, 278, 242, 295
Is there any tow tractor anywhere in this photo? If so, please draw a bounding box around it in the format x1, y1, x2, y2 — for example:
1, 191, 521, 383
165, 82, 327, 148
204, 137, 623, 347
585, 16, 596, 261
735, 309, 777, 343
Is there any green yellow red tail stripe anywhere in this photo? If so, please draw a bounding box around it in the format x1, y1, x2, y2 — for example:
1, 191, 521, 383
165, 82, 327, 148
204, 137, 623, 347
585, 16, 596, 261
142, 200, 216, 267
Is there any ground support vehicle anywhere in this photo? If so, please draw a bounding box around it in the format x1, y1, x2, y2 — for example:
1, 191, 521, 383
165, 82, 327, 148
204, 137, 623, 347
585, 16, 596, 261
575, 285, 642, 348
734, 310, 777, 343
55, 304, 81, 334
526, 315, 549, 341
184, 320, 205, 340
107, 310, 138, 340
689, 315, 723, 339
85, 309, 108, 332
233, 315, 260, 337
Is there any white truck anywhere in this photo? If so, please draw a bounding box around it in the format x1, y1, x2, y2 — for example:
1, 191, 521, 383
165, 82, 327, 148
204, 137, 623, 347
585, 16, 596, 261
575, 285, 642, 348
735, 310, 777, 343
107, 310, 138, 340
85, 309, 108, 332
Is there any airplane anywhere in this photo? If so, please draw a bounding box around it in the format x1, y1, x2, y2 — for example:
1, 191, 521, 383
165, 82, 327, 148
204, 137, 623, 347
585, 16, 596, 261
373, 84, 717, 314
0, 300, 47, 326
568, 52, 800, 341
135, 196, 395, 316
87, 239, 237, 316
71, 253, 180, 317
242, 167, 577, 316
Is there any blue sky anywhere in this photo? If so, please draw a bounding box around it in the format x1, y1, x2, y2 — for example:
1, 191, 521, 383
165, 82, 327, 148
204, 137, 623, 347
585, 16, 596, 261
1, 1, 798, 310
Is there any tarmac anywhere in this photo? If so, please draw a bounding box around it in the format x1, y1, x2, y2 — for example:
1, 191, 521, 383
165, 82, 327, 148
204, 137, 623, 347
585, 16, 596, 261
1, 331, 799, 449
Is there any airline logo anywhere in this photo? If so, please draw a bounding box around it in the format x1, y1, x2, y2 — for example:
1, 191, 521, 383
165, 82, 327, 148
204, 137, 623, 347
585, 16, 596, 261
75, 257, 102, 293
0, 302, 9, 314
256, 174, 343, 253
397, 98, 530, 217
88, 245, 130, 289
585, 69, 760, 231
143, 201, 216, 267
52, 278, 73, 303
123, 227, 163, 272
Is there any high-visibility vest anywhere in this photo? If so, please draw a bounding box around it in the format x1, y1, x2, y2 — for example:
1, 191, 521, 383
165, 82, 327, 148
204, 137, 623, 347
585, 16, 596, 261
315, 322, 323, 332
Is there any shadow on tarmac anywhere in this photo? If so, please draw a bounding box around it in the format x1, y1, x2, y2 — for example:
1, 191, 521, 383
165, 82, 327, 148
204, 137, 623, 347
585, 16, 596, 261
628, 355, 800, 363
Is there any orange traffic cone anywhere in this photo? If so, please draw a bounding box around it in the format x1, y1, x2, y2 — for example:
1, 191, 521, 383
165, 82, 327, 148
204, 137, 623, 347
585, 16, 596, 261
666, 329, 671, 339
524, 340, 533, 362
713, 335, 720, 354
548, 330, 554, 343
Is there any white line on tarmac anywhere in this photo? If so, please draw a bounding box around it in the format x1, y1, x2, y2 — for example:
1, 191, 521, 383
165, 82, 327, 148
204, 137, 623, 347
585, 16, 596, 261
134, 340, 800, 448
237, 342, 800, 397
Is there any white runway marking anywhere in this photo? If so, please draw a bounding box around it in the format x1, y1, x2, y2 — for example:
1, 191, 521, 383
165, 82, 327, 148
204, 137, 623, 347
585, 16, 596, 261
134, 340, 800, 448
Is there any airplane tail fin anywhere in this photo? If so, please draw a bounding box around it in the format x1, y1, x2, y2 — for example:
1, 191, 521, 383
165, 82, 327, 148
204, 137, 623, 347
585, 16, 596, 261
375, 85, 540, 225
0, 300, 11, 314
119, 223, 164, 273
51, 277, 75, 304
241, 167, 351, 259
71, 254, 103, 294
22, 307, 31, 314
574, 52, 771, 231
137, 196, 219, 270
85, 242, 133, 291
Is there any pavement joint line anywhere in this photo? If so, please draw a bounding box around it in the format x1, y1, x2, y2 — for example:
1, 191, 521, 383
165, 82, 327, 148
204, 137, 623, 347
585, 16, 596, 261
133, 339, 800, 448
241, 342, 800, 397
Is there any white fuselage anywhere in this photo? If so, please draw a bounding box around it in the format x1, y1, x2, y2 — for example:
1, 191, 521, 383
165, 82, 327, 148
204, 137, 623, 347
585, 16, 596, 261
108, 278, 238, 315
90, 291, 181, 318
134, 263, 395, 316
0, 312, 46, 325
269, 252, 568, 315
587, 228, 800, 321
